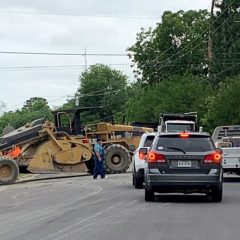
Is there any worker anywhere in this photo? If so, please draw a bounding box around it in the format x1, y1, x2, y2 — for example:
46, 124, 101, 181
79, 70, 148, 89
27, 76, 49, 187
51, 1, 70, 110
93, 138, 106, 179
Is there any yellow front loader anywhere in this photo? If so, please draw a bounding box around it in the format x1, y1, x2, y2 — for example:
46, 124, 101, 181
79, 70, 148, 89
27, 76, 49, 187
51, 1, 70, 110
0, 109, 93, 185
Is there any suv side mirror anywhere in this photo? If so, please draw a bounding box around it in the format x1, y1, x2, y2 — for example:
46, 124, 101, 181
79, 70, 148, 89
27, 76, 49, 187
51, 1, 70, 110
139, 148, 148, 155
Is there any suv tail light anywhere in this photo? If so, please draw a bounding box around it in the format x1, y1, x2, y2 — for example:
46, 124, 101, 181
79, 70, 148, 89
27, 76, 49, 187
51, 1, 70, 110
204, 151, 222, 164
147, 151, 166, 163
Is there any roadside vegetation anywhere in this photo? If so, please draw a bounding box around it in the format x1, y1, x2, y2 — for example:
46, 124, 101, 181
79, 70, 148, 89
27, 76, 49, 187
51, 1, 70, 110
0, 0, 239, 134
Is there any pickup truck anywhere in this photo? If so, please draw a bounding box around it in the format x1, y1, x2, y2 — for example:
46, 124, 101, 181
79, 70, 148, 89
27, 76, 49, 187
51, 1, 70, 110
213, 125, 240, 175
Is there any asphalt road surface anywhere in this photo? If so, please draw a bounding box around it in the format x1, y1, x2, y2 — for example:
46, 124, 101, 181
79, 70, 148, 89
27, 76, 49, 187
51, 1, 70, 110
1, 173, 240, 240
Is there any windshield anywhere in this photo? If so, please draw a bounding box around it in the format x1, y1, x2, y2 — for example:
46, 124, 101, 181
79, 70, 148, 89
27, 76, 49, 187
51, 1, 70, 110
156, 135, 215, 152
166, 123, 195, 132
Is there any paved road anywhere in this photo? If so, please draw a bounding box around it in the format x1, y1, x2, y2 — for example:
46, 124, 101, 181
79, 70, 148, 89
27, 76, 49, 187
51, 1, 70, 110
1, 173, 240, 240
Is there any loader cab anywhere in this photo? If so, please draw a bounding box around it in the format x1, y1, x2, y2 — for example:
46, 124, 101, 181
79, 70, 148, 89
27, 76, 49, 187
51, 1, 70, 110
53, 108, 90, 136
54, 112, 73, 135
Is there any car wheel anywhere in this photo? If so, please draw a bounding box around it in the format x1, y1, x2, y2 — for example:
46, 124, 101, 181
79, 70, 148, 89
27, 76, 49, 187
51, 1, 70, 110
211, 187, 223, 202
145, 188, 155, 202
135, 175, 143, 189
208, 184, 223, 202
132, 171, 136, 186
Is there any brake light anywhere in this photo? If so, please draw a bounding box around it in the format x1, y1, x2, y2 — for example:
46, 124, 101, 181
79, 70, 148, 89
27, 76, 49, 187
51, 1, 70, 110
180, 132, 189, 138
204, 152, 222, 164
147, 151, 166, 163
139, 151, 146, 160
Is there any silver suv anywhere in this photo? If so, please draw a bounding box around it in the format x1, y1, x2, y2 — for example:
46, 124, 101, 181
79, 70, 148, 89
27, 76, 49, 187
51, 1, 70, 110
141, 132, 223, 202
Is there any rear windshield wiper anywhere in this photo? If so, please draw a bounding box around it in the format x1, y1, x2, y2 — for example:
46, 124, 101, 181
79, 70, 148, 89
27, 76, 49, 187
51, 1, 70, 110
166, 147, 186, 154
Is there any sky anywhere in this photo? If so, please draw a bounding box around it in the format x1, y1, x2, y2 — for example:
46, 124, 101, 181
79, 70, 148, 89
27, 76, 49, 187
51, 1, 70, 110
0, 0, 211, 112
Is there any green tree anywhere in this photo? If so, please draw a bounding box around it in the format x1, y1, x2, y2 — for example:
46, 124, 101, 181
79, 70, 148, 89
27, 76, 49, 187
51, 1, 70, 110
203, 75, 240, 132
0, 97, 53, 134
77, 64, 128, 123
211, 0, 240, 83
128, 10, 210, 85
123, 74, 212, 124
22, 97, 49, 112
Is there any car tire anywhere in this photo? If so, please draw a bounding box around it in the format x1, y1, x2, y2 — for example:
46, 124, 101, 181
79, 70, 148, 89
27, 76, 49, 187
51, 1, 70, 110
210, 184, 223, 202
132, 171, 136, 186
135, 175, 143, 189
145, 188, 155, 202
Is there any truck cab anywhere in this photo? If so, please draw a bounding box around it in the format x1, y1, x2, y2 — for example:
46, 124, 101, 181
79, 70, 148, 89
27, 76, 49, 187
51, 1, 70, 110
160, 112, 197, 133
165, 120, 195, 132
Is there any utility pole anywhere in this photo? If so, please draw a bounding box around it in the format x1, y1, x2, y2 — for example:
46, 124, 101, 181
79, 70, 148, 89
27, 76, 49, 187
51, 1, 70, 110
208, 0, 216, 79
84, 47, 87, 71
75, 93, 79, 108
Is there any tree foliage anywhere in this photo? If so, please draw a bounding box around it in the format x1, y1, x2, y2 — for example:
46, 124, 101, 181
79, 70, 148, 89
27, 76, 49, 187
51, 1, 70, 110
123, 74, 212, 123
202, 75, 240, 132
77, 64, 128, 123
0, 97, 53, 134
128, 10, 210, 85
211, 0, 240, 83
1, 5, 239, 134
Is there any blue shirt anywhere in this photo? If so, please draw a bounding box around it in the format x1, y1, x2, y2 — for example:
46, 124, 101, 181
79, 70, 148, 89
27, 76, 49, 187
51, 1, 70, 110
94, 143, 104, 159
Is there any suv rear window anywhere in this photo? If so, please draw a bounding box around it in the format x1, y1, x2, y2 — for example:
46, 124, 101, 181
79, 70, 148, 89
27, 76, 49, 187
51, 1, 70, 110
156, 135, 215, 152
143, 136, 155, 147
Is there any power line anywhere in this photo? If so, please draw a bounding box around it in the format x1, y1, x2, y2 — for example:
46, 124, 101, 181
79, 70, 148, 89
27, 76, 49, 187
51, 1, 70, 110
0, 63, 131, 71
129, 1, 214, 72
0, 10, 158, 20
0, 50, 128, 56
142, 0, 237, 81
214, 62, 240, 77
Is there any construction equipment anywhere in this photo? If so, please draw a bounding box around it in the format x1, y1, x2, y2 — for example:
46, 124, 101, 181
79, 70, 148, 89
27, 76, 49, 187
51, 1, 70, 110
0, 108, 154, 184
0, 108, 93, 185
85, 123, 154, 173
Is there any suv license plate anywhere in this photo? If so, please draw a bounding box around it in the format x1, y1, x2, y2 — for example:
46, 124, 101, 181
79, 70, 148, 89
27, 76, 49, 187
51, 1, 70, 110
178, 161, 191, 168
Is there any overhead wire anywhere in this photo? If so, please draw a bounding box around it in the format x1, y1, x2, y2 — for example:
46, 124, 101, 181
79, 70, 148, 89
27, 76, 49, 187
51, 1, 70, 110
0, 63, 131, 72
2, 2, 237, 112
0, 51, 128, 56
129, 1, 214, 70
214, 62, 240, 77
0, 10, 158, 20
142, 0, 237, 81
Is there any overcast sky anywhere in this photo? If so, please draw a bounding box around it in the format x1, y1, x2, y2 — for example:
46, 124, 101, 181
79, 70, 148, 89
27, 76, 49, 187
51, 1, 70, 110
0, 0, 210, 112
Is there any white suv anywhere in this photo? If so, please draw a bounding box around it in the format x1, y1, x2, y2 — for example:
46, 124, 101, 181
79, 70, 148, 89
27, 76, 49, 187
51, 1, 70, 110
132, 132, 156, 189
